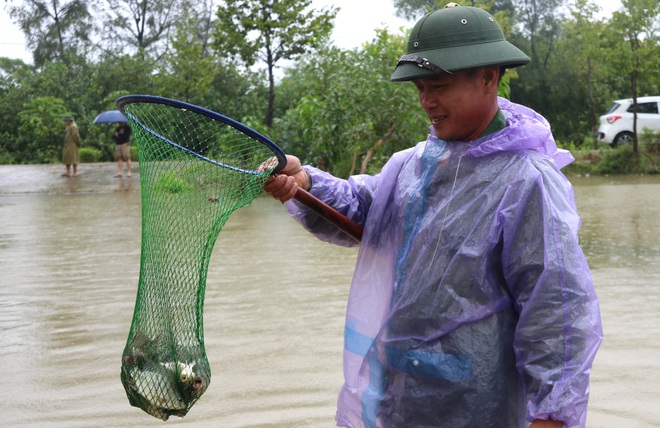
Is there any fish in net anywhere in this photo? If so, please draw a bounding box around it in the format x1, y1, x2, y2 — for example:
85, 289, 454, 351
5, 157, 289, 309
117, 96, 284, 420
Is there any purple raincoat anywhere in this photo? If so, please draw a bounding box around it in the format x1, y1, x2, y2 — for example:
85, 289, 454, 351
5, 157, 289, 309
286, 98, 602, 428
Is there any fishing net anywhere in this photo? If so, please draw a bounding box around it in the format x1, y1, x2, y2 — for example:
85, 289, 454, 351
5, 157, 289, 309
117, 96, 284, 420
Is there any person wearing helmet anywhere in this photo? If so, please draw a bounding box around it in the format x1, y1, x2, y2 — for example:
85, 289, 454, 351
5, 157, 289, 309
62, 114, 81, 177
264, 4, 601, 428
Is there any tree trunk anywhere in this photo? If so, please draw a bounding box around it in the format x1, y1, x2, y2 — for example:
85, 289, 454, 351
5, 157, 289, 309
264, 40, 275, 127
360, 123, 396, 173
350, 152, 358, 177
587, 57, 598, 150
631, 67, 639, 155
360, 148, 373, 174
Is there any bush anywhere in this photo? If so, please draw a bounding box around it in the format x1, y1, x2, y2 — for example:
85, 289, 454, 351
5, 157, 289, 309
560, 146, 605, 176
130, 145, 138, 161
79, 147, 103, 163
0, 146, 15, 164
592, 145, 643, 175
641, 129, 660, 154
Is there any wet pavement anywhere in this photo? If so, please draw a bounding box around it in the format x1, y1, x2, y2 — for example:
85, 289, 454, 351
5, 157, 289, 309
0, 163, 140, 195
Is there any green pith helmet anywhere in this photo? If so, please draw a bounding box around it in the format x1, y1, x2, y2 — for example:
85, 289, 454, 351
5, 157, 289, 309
63, 115, 75, 121
391, 4, 531, 82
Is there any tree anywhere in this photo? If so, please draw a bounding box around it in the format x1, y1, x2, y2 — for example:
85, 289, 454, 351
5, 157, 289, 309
509, 0, 581, 142
393, 0, 437, 20
0, 58, 35, 163
607, 0, 660, 153
511, 0, 563, 95
393, 0, 517, 20
6, 0, 96, 67
100, 0, 184, 58
14, 96, 70, 164
95, 54, 157, 98
154, 16, 216, 104
563, 0, 610, 148
275, 30, 427, 177
213, 0, 337, 127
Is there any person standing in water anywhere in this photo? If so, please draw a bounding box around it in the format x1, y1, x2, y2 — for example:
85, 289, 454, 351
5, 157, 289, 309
264, 4, 602, 427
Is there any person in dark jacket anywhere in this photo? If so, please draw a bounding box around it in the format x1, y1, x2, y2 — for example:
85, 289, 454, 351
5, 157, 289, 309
113, 121, 132, 177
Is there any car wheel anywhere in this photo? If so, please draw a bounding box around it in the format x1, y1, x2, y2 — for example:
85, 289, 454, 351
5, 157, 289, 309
613, 131, 634, 147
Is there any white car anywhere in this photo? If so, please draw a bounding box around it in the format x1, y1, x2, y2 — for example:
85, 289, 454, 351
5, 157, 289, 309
597, 96, 660, 146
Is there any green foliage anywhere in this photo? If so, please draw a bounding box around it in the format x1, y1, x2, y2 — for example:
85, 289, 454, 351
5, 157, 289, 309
592, 145, 643, 175
607, 0, 660, 153
640, 129, 660, 157
0, 59, 34, 161
561, 130, 660, 176
154, 17, 216, 104
509, 0, 576, 141
0, 143, 16, 164
101, 0, 185, 58
554, 0, 611, 147
0, 0, 658, 173
14, 96, 69, 164
96, 55, 157, 101
393, 0, 437, 20
196, 67, 269, 123
213, 0, 337, 126
274, 30, 427, 177
7, 0, 94, 67
85, 128, 116, 162
392, 0, 517, 20
214, 0, 337, 67
79, 147, 103, 162
508, 0, 660, 147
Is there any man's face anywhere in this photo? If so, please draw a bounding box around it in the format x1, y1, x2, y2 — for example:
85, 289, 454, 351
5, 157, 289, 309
413, 68, 495, 142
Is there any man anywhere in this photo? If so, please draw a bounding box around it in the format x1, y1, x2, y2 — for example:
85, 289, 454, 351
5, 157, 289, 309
264, 4, 602, 428
62, 114, 81, 177
113, 121, 132, 177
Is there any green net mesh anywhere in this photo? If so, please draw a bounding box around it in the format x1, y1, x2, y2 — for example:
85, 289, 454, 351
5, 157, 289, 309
118, 98, 281, 420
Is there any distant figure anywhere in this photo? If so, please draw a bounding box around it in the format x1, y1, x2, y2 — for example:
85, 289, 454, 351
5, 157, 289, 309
113, 122, 132, 177
62, 115, 81, 177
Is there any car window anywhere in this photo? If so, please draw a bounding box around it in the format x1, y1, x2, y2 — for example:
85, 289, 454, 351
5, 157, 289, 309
626, 102, 659, 114
606, 102, 621, 114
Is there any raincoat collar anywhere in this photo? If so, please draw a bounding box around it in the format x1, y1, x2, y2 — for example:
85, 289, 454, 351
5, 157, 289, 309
479, 108, 506, 139
428, 97, 574, 168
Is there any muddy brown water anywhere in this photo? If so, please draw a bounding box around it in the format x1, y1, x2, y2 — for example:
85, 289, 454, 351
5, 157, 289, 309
1, 164, 659, 427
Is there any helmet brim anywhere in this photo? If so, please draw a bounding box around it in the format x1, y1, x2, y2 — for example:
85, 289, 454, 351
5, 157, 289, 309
391, 40, 531, 82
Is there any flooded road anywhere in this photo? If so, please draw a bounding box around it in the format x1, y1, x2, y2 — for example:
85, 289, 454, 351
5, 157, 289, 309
1, 164, 659, 427
571, 175, 660, 428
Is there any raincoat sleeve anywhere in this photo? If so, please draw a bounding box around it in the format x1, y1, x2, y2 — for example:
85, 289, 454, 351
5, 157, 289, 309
284, 166, 377, 247
501, 158, 602, 427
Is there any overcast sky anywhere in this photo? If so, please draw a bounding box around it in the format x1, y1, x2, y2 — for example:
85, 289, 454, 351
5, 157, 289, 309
0, 0, 623, 65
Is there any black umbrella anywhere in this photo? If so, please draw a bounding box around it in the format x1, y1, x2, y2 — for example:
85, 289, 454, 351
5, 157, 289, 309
93, 110, 128, 124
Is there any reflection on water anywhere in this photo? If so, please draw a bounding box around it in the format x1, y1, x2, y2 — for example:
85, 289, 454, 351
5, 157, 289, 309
571, 176, 660, 428
574, 175, 660, 269
0, 173, 659, 427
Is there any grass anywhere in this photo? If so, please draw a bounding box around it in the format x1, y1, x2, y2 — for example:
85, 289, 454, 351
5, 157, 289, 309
562, 131, 660, 176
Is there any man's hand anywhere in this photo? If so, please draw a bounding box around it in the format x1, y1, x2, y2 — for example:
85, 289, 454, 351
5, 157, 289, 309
530, 420, 563, 428
263, 155, 308, 203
